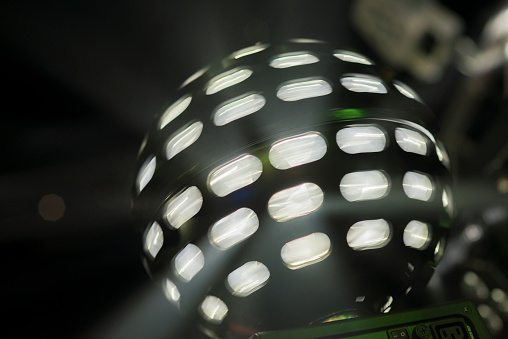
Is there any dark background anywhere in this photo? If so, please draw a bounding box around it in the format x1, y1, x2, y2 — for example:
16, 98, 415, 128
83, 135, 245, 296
1, 1, 506, 338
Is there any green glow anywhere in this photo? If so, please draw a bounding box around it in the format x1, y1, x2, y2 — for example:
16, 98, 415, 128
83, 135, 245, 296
330, 108, 366, 121
439, 216, 451, 229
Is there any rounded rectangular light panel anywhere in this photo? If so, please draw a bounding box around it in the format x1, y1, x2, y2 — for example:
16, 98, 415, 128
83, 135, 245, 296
213, 93, 266, 126
159, 94, 192, 130
403, 220, 431, 250
269, 132, 327, 170
347, 219, 391, 251
277, 78, 332, 101
205, 68, 253, 95
164, 186, 203, 229
174, 243, 205, 282
227, 261, 270, 297
340, 170, 390, 202
136, 156, 156, 194
143, 222, 163, 259
403, 171, 433, 201
269, 52, 319, 68
208, 155, 262, 197
336, 125, 386, 154
395, 127, 427, 155
209, 208, 259, 250
163, 278, 180, 304
333, 50, 373, 65
340, 74, 387, 94
165, 121, 203, 160
268, 183, 324, 222
281, 233, 331, 269
200, 296, 228, 323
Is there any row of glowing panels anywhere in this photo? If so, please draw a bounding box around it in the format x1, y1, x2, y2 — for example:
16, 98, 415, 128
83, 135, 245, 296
146, 218, 437, 324
137, 123, 450, 194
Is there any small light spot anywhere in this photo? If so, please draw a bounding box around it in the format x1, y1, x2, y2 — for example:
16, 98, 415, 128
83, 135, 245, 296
38, 194, 65, 221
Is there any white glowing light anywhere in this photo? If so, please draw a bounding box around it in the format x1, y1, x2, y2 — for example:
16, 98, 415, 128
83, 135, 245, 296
269, 52, 319, 68
164, 186, 203, 229
395, 128, 427, 155
163, 278, 180, 304
281, 233, 331, 269
403, 171, 434, 201
136, 156, 156, 193
165, 121, 203, 160
277, 78, 332, 101
159, 95, 192, 130
340, 74, 387, 94
403, 220, 431, 250
213, 93, 266, 126
209, 208, 259, 250
227, 261, 270, 297
179, 66, 208, 89
174, 243, 205, 282
232, 44, 269, 59
205, 68, 253, 95
347, 219, 391, 251
381, 296, 393, 313
340, 170, 390, 202
436, 140, 451, 169
208, 154, 262, 197
442, 186, 454, 218
144, 222, 163, 259
333, 50, 373, 65
393, 80, 422, 102
200, 296, 228, 323
289, 38, 325, 43
269, 132, 327, 170
336, 125, 386, 154
268, 183, 324, 222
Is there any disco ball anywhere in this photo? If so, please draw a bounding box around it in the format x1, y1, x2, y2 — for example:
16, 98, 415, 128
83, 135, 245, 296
132, 40, 454, 338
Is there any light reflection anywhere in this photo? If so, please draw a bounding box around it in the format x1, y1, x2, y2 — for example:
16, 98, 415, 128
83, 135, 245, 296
340, 170, 390, 202
144, 222, 164, 259
340, 74, 387, 94
403, 220, 431, 250
269, 52, 319, 68
346, 219, 391, 251
227, 261, 270, 297
269, 132, 327, 170
200, 296, 228, 323
436, 140, 451, 170
159, 95, 192, 130
179, 66, 208, 89
205, 68, 253, 95
333, 50, 373, 65
213, 93, 266, 126
208, 154, 263, 197
231, 43, 268, 59
402, 171, 434, 201
336, 125, 386, 154
276, 78, 332, 101
281, 233, 331, 269
393, 80, 422, 102
267, 183, 324, 222
395, 127, 427, 155
165, 121, 203, 160
209, 208, 259, 250
164, 186, 203, 229
442, 186, 454, 218
136, 156, 156, 194
163, 278, 180, 304
174, 243, 205, 282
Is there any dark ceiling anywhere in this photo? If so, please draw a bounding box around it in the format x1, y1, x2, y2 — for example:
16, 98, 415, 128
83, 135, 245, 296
1, 1, 507, 338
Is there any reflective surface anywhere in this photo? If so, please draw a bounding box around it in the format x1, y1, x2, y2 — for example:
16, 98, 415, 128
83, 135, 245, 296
269, 52, 319, 68
174, 243, 205, 282
209, 208, 259, 250
208, 154, 263, 197
340, 74, 387, 93
395, 127, 427, 155
280, 233, 331, 269
340, 170, 390, 202
213, 93, 266, 126
267, 183, 324, 222
402, 171, 434, 201
226, 261, 270, 297
165, 121, 203, 160
159, 95, 192, 130
336, 125, 386, 154
205, 68, 253, 95
276, 78, 333, 101
164, 186, 203, 229
346, 219, 391, 250
269, 132, 327, 169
